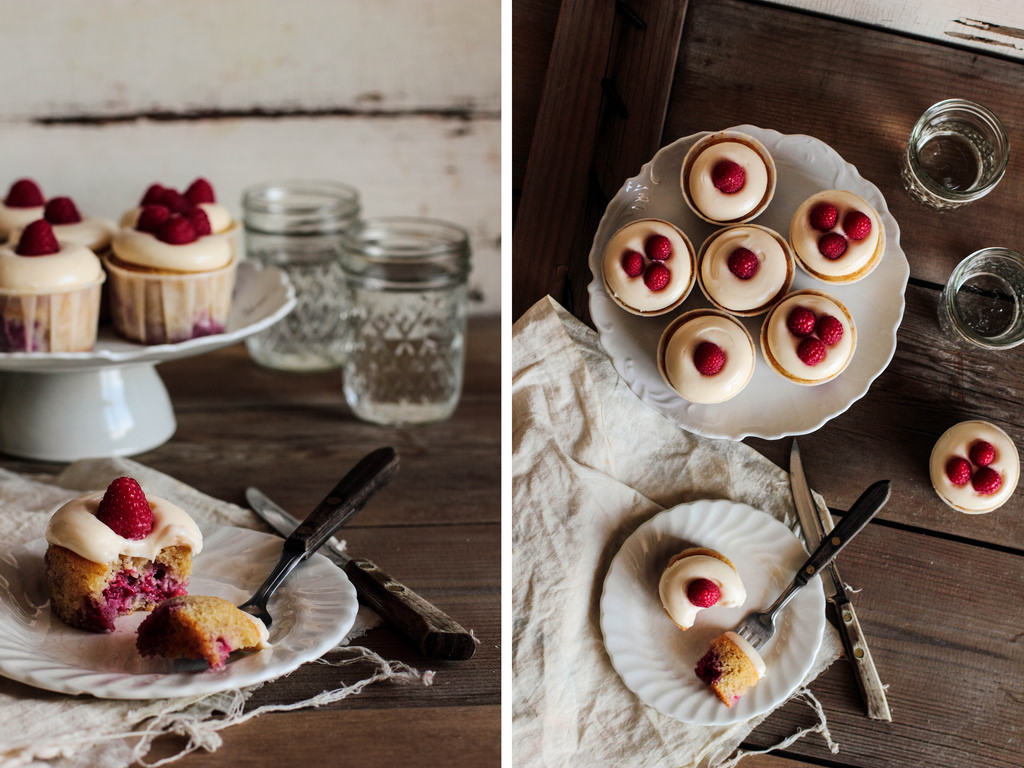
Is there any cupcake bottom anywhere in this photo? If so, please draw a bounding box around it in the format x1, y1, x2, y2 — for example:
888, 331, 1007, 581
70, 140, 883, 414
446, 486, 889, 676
103, 255, 237, 344
0, 281, 104, 352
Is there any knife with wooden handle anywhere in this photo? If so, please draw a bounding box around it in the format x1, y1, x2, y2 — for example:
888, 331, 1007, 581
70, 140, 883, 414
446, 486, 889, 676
790, 439, 892, 721
246, 482, 476, 662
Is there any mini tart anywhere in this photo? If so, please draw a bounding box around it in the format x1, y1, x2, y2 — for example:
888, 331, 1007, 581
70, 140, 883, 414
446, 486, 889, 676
929, 420, 1020, 514
602, 218, 696, 316
760, 289, 856, 385
681, 131, 776, 224
697, 224, 794, 316
658, 309, 755, 404
658, 547, 747, 631
789, 190, 884, 283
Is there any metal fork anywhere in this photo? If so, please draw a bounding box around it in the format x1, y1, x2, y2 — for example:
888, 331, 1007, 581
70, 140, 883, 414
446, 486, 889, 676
734, 479, 891, 650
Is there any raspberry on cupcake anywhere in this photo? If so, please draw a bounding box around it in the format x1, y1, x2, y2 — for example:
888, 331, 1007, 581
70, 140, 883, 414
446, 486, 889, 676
697, 224, 794, 316
658, 546, 747, 631
658, 308, 755, 404
789, 190, 884, 283
929, 420, 1020, 514
681, 131, 776, 224
0, 178, 47, 241
602, 218, 696, 316
7, 195, 117, 257
760, 289, 856, 385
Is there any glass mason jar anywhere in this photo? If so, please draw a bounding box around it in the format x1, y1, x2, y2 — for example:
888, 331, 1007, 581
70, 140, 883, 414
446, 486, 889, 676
242, 180, 361, 371
340, 217, 471, 426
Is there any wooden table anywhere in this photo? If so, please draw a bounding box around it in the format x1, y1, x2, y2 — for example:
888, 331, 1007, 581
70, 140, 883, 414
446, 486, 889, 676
514, 2, 1024, 766
0, 316, 500, 767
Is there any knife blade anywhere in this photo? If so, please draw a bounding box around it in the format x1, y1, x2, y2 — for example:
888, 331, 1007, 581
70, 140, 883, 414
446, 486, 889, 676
246, 486, 477, 661
790, 439, 892, 721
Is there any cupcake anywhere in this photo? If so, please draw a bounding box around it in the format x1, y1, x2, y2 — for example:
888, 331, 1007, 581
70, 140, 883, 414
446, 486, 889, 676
760, 289, 855, 385
602, 218, 696, 316
106, 182, 237, 344
658, 308, 755, 404
8, 196, 116, 257
929, 420, 1020, 514
0, 178, 46, 241
658, 547, 746, 631
681, 131, 776, 224
120, 178, 239, 257
697, 224, 793, 316
0, 220, 105, 352
789, 190, 884, 283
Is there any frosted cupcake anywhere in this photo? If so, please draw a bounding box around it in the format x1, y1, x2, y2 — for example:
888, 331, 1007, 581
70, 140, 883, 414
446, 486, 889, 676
681, 131, 776, 224
0, 178, 46, 241
930, 420, 1020, 514
697, 224, 793, 316
658, 309, 755, 404
0, 220, 105, 352
760, 289, 855, 386
790, 190, 884, 283
106, 193, 236, 344
602, 218, 696, 316
8, 196, 116, 257
120, 178, 239, 258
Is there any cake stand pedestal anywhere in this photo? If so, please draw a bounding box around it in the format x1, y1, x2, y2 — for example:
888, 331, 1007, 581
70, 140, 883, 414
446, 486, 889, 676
0, 262, 294, 462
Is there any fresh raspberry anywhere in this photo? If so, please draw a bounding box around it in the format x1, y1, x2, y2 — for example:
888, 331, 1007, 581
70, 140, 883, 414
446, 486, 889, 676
157, 215, 199, 245
643, 262, 670, 292
809, 201, 838, 231
818, 232, 848, 260
4, 178, 45, 207
621, 250, 644, 277
797, 337, 827, 366
184, 177, 216, 205
187, 207, 212, 237
15, 220, 60, 256
711, 160, 745, 194
140, 183, 168, 206
945, 456, 972, 486
727, 247, 759, 280
787, 306, 817, 337
95, 476, 154, 540
816, 314, 844, 346
645, 234, 673, 262
44, 196, 82, 225
971, 466, 1003, 495
843, 210, 872, 241
694, 341, 726, 376
161, 189, 191, 213
136, 205, 171, 234
969, 440, 996, 467
686, 578, 721, 608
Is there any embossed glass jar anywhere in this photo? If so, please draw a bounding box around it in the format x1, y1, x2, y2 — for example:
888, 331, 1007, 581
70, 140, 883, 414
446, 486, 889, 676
340, 217, 471, 426
242, 180, 361, 371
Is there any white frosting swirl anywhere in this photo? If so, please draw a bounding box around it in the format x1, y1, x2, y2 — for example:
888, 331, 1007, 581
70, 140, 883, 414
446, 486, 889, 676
45, 491, 204, 563
0, 240, 105, 294
790, 190, 882, 281
602, 219, 694, 314
929, 420, 1020, 513
762, 291, 855, 384
659, 553, 747, 630
112, 228, 233, 272
685, 138, 771, 222
660, 310, 755, 404
699, 225, 792, 314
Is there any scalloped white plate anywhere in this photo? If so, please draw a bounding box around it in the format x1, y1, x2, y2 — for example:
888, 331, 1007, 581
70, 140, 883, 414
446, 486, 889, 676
600, 500, 825, 725
0, 526, 357, 699
587, 125, 909, 440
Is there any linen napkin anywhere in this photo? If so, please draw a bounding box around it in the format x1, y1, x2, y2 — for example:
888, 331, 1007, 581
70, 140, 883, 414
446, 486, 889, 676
0, 457, 431, 768
511, 296, 843, 768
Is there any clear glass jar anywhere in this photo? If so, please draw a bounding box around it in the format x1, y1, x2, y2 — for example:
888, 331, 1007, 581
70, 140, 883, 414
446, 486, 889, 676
242, 180, 361, 371
340, 217, 471, 426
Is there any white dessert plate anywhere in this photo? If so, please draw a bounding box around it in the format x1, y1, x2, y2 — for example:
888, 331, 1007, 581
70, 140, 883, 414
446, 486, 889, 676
600, 499, 825, 725
0, 526, 358, 699
587, 125, 910, 440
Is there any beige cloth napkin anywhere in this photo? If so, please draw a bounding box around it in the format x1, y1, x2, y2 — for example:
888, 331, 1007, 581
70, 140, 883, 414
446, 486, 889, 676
0, 457, 430, 768
511, 297, 843, 768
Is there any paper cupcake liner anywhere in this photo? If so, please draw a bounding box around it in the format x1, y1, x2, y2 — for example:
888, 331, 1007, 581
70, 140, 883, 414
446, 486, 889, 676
0, 281, 104, 352
103, 256, 237, 344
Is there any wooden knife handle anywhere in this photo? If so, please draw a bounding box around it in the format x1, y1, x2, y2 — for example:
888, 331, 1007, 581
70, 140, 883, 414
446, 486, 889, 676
343, 557, 477, 661
831, 592, 893, 721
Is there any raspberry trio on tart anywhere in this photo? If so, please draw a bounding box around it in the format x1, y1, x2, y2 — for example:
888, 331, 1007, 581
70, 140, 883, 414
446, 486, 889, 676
789, 190, 884, 283
929, 420, 1020, 514
602, 218, 696, 316
760, 289, 856, 386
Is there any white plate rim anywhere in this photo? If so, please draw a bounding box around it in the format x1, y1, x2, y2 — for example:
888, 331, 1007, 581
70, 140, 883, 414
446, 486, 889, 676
0, 526, 357, 699
599, 499, 825, 724
587, 125, 910, 440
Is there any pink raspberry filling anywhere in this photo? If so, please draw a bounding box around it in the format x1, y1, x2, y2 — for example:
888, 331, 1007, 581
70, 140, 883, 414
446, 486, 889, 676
82, 565, 188, 632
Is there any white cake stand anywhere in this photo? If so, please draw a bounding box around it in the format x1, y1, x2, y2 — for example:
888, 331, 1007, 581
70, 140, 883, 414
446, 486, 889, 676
0, 262, 295, 462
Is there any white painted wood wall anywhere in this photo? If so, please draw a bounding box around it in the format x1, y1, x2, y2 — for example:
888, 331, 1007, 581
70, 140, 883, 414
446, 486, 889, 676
0, 0, 501, 315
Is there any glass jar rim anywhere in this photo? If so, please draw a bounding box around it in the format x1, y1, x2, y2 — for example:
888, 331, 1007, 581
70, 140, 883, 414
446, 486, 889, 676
242, 180, 361, 230
341, 216, 471, 287
943, 247, 1024, 349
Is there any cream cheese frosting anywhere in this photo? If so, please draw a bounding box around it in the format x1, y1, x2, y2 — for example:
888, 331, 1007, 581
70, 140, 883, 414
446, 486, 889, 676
699, 225, 792, 314
9, 218, 116, 253
762, 291, 855, 384
929, 420, 1020, 513
723, 631, 766, 677
660, 310, 755, 404
684, 137, 772, 223
659, 553, 747, 630
120, 202, 233, 235
0, 239, 105, 294
602, 218, 694, 314
0, 204, 44, 240
46, 491, 204, 563
111, 228, 233, 272
790, 190, 882, 281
